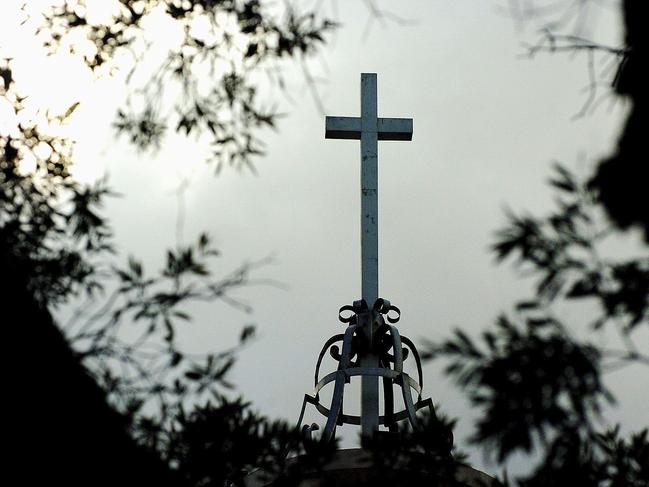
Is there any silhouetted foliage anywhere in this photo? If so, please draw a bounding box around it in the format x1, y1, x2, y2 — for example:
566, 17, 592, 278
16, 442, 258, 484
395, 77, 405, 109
590, 1, 649, 241
510, 0, 649, 240
515, 427, 649, 487
363, 412, 465, 486
492, 164, 649, 333
2, 1, 336, 485
1, 59, 113, 305
38, 0, 335, 172
5, 245, 175, 487
426, 314, 613, 462
160, 397, 343, 486
66, 232, 268, 428
422, 3, 649, 485
427, 163, 648, 484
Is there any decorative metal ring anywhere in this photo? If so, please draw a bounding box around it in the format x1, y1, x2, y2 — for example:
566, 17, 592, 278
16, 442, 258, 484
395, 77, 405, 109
338, 305, 356, 323
314, 334, 345, 388
373, 298, 391, 312
300, 394, 434, 427
400, 335, 424, 396
386, 324, 404, 373
297, 298, 437, 444
314, 368, 422, 396
372, 298, 401, 323
385, 305, 401, 323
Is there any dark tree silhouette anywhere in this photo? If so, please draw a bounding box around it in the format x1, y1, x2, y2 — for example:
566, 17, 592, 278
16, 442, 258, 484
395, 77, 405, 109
425, 2, 649, 485
2, 1, 336, 485
426, 174, 649, 483
590, 1, 649, 241
506, 0, 648, 239
7, 258, 176, 486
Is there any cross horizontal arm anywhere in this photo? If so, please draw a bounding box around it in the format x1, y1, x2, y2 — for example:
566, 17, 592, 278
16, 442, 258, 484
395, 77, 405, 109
325, 116, 413, 141
377, 118, 413, 141
325, 116, 361, 139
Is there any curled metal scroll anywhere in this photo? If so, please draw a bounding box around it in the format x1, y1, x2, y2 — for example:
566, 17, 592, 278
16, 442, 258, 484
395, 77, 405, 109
297, 298, 438, 447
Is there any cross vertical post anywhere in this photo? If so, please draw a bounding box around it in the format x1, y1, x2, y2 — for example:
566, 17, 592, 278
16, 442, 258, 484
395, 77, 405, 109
360, 74, 379, 306
325, 73, 413, 440
359, 73, 380, 438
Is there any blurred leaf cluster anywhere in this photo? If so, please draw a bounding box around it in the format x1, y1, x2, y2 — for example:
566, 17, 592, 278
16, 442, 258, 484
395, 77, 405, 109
1, 60, 113, 305
423, 2, 649, 483
1, 1, 336, 485
160, 397, 340, 487
493, 164, 648, 332
363, 411, 465, 487
426, 163, 648, 484
40, 0, 336, 171
517, 427, 649, 487
428, 316, 610, 458
65, 232, 271, 434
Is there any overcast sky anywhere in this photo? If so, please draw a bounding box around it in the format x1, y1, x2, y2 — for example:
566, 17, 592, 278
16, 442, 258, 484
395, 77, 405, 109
4, 0, 647, 477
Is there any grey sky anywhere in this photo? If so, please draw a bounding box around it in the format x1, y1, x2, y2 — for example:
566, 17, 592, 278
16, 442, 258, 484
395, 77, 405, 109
14, 0, 644, 476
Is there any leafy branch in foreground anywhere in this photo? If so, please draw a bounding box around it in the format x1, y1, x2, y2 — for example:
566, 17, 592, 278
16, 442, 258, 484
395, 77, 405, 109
425, 163, 649, 485
505, 0, 628, 117
63, 232, 275, 434
36, 0, 337, 172
4, 2, 328, 454
163, 397, 340, 487
1, 58, 115, 306
364, 411, 465, 487
425, 315, 612, 462
515, 426, 649, 487
493, 164, 648, 336
512, 2, 649, 242
523, 29, 628, 117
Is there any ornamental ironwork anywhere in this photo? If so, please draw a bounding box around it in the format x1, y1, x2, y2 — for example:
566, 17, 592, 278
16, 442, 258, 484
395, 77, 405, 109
297, 298, 438, 444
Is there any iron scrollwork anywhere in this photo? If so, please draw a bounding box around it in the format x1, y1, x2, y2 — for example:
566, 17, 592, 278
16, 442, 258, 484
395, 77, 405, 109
297, 298, 438, 445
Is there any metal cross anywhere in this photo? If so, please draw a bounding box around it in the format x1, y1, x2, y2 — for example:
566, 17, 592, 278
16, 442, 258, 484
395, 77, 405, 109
325, 73, 413, 438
